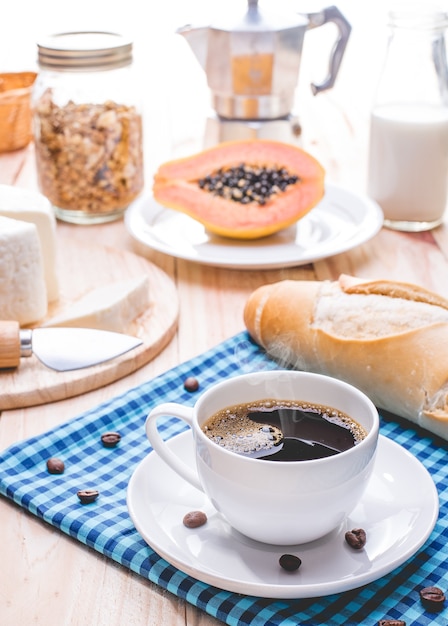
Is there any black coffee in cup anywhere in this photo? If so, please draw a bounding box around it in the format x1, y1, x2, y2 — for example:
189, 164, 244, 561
202, 399, 367, 461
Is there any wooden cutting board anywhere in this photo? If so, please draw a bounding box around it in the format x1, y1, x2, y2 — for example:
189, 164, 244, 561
0, 238, 179, 410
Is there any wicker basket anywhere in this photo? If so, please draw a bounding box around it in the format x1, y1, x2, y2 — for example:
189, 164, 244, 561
0, 72, 37, 152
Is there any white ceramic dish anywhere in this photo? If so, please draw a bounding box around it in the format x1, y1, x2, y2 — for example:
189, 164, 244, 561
127, 431, 439, 599
124, 183, 383, 270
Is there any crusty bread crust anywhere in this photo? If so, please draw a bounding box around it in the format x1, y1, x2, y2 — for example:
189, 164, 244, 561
243, 276, 448, 440
339, 273, 448, 310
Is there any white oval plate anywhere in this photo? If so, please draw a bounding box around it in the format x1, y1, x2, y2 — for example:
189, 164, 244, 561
125, 183, 383, 270
127, 431, 438, 599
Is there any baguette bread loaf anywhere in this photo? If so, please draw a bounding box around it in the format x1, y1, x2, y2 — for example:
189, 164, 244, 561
244, 275, 448, 440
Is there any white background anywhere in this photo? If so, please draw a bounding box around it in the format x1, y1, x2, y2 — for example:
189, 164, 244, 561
0, 0, 440, 180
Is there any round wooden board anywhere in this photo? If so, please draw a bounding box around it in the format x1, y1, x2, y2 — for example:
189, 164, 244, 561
0, 238, 179, 410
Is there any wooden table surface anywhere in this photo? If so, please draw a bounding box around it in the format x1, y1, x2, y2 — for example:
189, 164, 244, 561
2, 4, 448, 624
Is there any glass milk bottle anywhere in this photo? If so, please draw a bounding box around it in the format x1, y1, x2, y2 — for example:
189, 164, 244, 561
367, 7, 448, 231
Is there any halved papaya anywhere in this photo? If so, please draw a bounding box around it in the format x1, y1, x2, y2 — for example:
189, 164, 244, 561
152, 139, 325, 239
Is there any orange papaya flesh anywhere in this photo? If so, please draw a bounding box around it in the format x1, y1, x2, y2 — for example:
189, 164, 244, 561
152, 139, 325, 239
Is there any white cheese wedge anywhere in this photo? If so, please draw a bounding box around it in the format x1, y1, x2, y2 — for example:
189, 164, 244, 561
43, 275, 150, 332
0, 216, 48, 325
0, 184, 59, 302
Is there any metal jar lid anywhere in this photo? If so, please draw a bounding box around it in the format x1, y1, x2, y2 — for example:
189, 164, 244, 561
37, 32, 133, 71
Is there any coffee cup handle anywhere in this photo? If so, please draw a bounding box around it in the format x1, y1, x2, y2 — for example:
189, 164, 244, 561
145, 403, 203, 492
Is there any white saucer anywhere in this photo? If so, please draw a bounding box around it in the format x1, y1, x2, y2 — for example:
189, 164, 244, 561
125, 183, 383, 270
126, 432, 438, 599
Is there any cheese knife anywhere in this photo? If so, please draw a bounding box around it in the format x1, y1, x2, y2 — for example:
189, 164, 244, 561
0, 320, 143, 371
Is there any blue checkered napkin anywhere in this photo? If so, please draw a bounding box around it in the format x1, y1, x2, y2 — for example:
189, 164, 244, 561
0, 331, 447, 626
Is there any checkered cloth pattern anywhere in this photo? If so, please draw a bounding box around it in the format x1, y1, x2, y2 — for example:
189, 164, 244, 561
1, 331, 447, 626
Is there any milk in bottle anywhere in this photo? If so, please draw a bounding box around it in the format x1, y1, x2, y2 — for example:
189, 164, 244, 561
367, 7, 448, 231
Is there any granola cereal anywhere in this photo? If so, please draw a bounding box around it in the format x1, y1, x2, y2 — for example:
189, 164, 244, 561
34, 89, 144, 217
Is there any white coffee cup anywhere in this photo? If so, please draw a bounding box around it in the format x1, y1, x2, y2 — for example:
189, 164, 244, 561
145, 370, 379, 545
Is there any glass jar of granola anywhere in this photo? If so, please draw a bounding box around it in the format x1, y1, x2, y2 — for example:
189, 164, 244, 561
32, 32, 144, 224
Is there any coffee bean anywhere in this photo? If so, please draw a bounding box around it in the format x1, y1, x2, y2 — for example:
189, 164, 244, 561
46, 457, 65, 474
378, 620, 406, 626
77, 489, 99, 504
279, 554, 302, 572
419, 586, 446, 612
183, 510, 207, 528
345, 528, 366, 550
100, 431, 121, 448
184, 377, 199, 392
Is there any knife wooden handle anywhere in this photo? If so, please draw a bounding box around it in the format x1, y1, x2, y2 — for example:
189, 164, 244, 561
0, 321, 21, 369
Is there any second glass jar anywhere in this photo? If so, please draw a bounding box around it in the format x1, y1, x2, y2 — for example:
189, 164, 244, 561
32, 32, 144, 224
